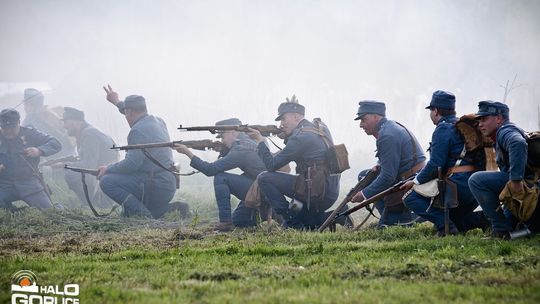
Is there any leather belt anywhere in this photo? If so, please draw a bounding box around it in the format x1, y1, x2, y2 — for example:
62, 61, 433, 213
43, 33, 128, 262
401, 161, 426, 179
448, 165, 479, 174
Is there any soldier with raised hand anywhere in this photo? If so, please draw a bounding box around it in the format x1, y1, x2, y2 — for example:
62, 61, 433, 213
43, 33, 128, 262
61, 107, 119, 207
0, 108, 62, 210
247, 96, 340, 230
175, 118, 267, 231
468, 101, 538, 239
98, 85, 176, 219
401, 91, 488, 236
351, 101, 426, 227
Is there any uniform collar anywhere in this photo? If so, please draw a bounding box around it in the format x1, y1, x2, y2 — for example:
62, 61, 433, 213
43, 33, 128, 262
132, 114, 149, 127
437, 114, 457, 125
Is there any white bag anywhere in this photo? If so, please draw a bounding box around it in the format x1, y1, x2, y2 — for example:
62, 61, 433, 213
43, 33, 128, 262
412, 179, 439, 198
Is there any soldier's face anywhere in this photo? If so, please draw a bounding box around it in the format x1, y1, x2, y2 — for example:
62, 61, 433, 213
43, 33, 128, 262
1, 125, 20, 139
221, 131, 237, 148
359, 114, 379, 136
280, 113, 302, 135
429, 108, 440, 125
478, 115, 503, 136
63, 120, 77, 136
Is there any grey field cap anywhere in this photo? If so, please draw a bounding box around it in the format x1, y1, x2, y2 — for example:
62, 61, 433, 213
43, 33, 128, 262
215, 118, 242, 138
275, 95, 305, 121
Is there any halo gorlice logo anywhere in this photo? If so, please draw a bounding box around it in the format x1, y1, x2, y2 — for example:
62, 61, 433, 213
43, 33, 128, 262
11, 270, 80, 304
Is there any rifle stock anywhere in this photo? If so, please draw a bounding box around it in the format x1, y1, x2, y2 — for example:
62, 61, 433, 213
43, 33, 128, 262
318, 168, 380, 232
111, 140, 225, 152
332, 176, 415, 222
64, 165, 99, 176
178, 124, 285, 138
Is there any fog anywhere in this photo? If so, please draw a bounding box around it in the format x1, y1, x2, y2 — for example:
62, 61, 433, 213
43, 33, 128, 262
1, 0, 539, 182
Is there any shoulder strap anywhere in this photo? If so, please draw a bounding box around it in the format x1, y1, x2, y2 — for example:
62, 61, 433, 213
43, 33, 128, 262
394, 121, 418, 172
300, 127, 332, 149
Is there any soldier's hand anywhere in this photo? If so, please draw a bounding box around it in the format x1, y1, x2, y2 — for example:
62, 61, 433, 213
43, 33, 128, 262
97, 166, 108, 179
510, 180, 524, 194
103, 84, 120, 105
400, 180, 414, 191
173, 144, 194, 159
0, 164, 5, 172
351, 191, 365, 203
246, 128, 264, 143
24, 147, 42, 158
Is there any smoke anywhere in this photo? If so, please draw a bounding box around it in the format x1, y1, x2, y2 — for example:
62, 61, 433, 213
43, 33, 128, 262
1, 0, 539, 181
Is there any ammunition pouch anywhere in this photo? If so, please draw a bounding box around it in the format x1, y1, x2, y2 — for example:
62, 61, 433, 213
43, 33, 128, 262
294, 161, 327, 208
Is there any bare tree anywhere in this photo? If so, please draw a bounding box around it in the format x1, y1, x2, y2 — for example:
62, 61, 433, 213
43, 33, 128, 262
500, 74, 526, 103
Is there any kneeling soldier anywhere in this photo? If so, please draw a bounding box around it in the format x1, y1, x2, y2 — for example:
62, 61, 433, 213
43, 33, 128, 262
0, 109, 62, 210
402, 91, 488, 236
468, 101, 538, 239
175, 118, 267, 231
247, 96, 340, 230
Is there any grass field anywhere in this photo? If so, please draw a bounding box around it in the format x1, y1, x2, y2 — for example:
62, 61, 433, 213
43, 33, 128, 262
1, 203, 540, 304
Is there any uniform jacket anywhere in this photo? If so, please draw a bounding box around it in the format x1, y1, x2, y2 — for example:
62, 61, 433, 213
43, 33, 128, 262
362, 118, 426, 199
416, 115, 482, 185
73, 123, 119, 168
257, 119, 340, 202
495, 121, 528, 181
190, 133, 266, 180
23, 107, 76, 157
106, 113, 176, 191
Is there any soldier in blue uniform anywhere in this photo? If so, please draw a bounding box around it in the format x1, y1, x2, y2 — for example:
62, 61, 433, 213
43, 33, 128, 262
351, 101, 426, 227
0, 108, 62, 210
247, 97, 340, 230
175, 118, 267, 231
61, 107, 119, 207
98, 86, 176, 219
401, 91, 488, 236
21, 88, 76, 158
468, 101, 536, 239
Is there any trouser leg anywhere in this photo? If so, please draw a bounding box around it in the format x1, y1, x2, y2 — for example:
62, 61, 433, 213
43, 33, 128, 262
99, 173, 151, 217
469, 171, 512, 233
258, 171, 302, 228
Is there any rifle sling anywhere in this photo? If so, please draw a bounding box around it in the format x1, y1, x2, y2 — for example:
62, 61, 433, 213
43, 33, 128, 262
80, 172, 118, 217
142, 149, 180, 175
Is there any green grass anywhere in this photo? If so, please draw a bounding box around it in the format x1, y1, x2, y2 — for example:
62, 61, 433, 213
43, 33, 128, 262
1, 207, 540, 303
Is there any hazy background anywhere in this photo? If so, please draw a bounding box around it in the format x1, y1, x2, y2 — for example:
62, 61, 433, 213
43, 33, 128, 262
1, 0, 539, 184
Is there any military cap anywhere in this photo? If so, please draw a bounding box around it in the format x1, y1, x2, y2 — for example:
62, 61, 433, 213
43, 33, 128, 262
124, 95, 147, 111
475, 100, 509, 118
61, 107, 85, 121
0, 108, 21, 128
426, 90, 455, 110
275, 95, 305, 121
215, 118, 242, 138
23, 88, 44, 106
355, 100, 386, 120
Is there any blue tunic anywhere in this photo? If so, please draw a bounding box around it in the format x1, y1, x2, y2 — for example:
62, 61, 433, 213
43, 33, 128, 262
106, 114, 176, 192
362, 118, 426, 199
190, 133, 266, 180
0, 126, 61, 196
494, 122, 528, 180
256, 119, 340, 203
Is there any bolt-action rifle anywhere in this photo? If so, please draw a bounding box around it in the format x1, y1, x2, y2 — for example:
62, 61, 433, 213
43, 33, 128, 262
178, 124, 286, 138
111, 139, 226, 152
329, 175, 416, 226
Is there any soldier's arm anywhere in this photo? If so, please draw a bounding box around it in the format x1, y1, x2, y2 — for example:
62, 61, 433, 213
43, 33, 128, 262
106, 129, 147, 174
415, 124, 452, 184
500, 127, 528, 181
31, 129, 62, 157
361, 134, 401, 198
256, 135, 304, 171
190, 146, 244, 176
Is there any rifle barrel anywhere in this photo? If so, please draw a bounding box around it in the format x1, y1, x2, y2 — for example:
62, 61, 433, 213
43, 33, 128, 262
64, 165, 99, 176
